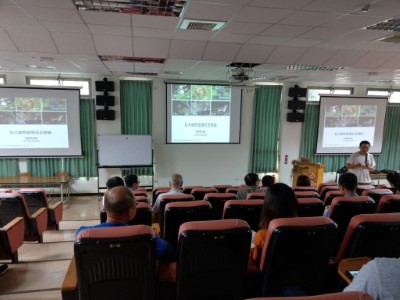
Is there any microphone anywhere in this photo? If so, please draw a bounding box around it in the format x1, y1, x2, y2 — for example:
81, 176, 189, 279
365, 153, 368, 164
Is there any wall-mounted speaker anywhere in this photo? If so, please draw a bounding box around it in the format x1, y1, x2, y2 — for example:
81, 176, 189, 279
96, 109, 115, 120
287, 112, 305, 122
95, 79, 114, 92
288, 86, 307, 98
288, 100, 306, 110
96, 95, 115, 106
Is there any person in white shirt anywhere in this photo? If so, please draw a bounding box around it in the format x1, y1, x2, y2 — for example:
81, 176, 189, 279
152, 173, 183, 221
346, 140, 376, 184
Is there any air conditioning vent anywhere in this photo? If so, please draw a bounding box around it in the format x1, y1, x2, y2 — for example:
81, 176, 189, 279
376, 34, 400, 43
180, 19, 225, 31
365, 18, 400, 32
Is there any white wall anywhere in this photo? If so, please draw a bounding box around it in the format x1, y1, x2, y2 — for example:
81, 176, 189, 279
1, 72, 387, 192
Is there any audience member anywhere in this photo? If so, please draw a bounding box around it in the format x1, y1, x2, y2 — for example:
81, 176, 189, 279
296, 175, 311, 186
124, 174, 140, 191
102, 176, 125, 207
346, 140, 376, 184
152, 173, 183, 220
344, 257, 400, 299
261, 175, 275, 188
76, 186, 175, 261
324, 172, 358, 216
252, 183, 298, 263
386, 172, 400, 193
237, 173, 263, 199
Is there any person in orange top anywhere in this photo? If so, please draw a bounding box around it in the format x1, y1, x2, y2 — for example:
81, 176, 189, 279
252, 183, 298, 263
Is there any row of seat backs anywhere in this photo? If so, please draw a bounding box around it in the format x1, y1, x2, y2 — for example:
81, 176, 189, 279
245, 291, 373, 300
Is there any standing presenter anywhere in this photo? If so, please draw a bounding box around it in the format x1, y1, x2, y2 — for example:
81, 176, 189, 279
346, 140, 376, 184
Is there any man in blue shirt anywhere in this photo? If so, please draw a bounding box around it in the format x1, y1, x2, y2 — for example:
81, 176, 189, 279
76, 186, 175, 261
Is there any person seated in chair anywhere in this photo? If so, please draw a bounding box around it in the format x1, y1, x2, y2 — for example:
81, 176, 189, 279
152, 173, 184, 221
124, 174, 140, 192
296, 175, 311, 186
252, 183, 298, 264
77, 186, 176, 261
386, 172, 400, 193
261, 175, 275, 188
237, 173, 263, 199
101, 176, 124, 208
324, 172, 358, 216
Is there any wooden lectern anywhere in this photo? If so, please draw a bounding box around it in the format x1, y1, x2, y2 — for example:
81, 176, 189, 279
292, 162, 325, 188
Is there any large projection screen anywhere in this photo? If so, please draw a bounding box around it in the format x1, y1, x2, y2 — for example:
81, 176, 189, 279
0, 86, 82, 157
166, 83, 242, 144
316, 95, 387, 154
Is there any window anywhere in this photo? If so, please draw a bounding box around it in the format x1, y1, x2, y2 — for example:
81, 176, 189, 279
27, 77, 91, 97
367, 89, 400, 103
0, 75, 5, 84
307, 88, 353, 101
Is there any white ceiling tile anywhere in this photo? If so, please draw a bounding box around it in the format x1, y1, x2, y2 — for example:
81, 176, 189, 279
249, 0, 315, 9
300, 27, 352, 39
283, 37, 324, 47
235, 44, 275, 64
22, 6, 82, 23
0, 29, 17, 51
163, 59, 199, 70
133, 37, 170, 58
202, 42, 241, 62
211, 32, 253, 43
93, 35, 133, 56
324, 49, 368, 67
234, 6, 294, 23
279, 11, 340, 26
41, 22, 90, 33
221, 22, 271, 35
191, 0, 252, 4
337, 29, 390, 42
366, 0, 400, 18
174, 29, 215, 41
184, 2, 242, 21
266, 46, 308, 64
169, 40, 207, 60
13, 0, 76, 9
133, 28, 175, 39
295, 47, 337, 65
380, 53, 400, 69
303, 0, 368, 14
7, 29, 58, 53
247, 35, 289, 45
52, 32, 96, 55
352, 51, 397, 69
131, 15, 179, 30
324, 15, 389, 29
261, 24, 313, 37
80, 11, 131, 26
88, 25, 131, 36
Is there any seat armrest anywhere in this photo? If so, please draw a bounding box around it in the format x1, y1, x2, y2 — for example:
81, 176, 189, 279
1, 217, 24, 231
0, 217, 24, 253
30, 207, 48, 235
49, 201, 63, 224
62, 257, 78, 300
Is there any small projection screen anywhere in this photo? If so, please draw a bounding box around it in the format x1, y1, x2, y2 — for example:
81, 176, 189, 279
166, 83, 242, 143
316, 95, 387, 154
0, 86, 82, 157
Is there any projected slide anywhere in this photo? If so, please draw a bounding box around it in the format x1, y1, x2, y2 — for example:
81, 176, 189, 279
167, 84, 241, 144
316, 95, 387, 154
0, 87, 82, 157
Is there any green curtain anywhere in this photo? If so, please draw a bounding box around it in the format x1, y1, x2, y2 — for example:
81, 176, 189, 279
120, 80, 153, 175
375, 105, 400, 170
64, 98, 97, 177
0, 159, 20, 176
27, 157, 62, 176
300, 104, 400, 172
250, 85, 282, 173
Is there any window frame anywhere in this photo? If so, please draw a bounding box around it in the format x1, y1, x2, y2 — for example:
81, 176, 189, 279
26, 76, 92, 98
306, 87, 353, 102
367, 88, 400, 103
0, 75, 6, 84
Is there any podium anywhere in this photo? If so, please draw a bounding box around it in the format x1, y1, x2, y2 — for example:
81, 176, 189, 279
292, 162, 325, 188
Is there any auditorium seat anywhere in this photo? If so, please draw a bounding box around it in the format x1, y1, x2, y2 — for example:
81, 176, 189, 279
152, 186, 170, 202
376, 194, 400, 213
212, 184, 233, 193
75, 225, 156, 300
222, 199, 263, 231
163, 200, 212, 248
175, 219, 251, 300
226, 187, 241, 194
317, 182, 339, 195
191, 187, 218, 200
258, 217, 338, 296
327, 196, 375, 254
292, 186, 317, 192
0, 216, 24, 263
297, 198, 324, 217
356, 184, 375, 196
0, 189, 12, 193
204, 192, 237, 219
360, 188, 393, 207
335, 213, 400, 263
294, 191, 320, 198
127, 202, 152, 226
158, 194, 194, 236
319, 184, 340, 201
132, 190, 147, 197
246, 192, 265, 200
0, 192, 47, 243
182, 185, 203, 194
323, 190, 343, 206
245, 291, 373, 300
135, 195, 149, 203
19, 188, 63, 230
